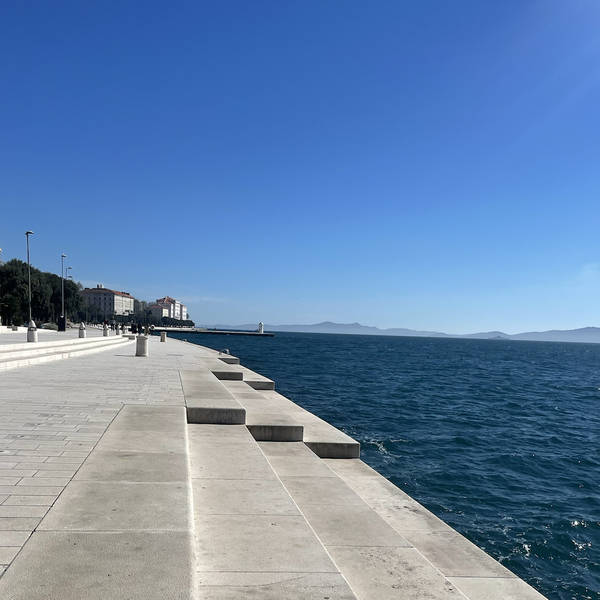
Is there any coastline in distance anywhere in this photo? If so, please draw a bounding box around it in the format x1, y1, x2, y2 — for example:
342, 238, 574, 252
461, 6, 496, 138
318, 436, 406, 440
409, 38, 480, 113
205, 322, 600, 344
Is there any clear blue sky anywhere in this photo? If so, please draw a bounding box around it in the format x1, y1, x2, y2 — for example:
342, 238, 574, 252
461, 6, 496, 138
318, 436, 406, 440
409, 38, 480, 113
1, 1, 599, 333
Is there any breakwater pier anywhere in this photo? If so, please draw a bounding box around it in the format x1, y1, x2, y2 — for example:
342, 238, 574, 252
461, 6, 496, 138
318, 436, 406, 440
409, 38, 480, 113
0, 328, 546, 599
152, 326, 274, 337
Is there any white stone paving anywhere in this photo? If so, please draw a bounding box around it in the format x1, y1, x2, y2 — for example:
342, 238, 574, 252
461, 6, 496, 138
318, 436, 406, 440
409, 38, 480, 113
0, 334, 212, 575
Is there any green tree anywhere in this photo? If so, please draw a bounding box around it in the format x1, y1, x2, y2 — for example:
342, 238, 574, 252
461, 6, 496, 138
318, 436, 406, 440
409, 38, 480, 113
0, 259, 83, 325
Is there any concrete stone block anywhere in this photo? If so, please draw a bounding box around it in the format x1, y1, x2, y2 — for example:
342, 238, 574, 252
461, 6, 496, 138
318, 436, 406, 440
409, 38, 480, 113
325, 462, 453, 534
187, 424, 255, 444
189, 439, 276, 480
0, 546, 20, 563
210, 369, 243, 381
246, 422, 303, 442
195, 514, 339, 573
0, 531, 192, 600
192, 479, 299, 516
2, 495, 56, 506
0, 517, 42, 530
187, 406, 246, 425
402, 530, 515, 578
300, 504, 411, 547
328, 546, 464, 600
108, 406, 184, 433
0, 530, 30, 545
39, 481, 188, 531
259, 442, 338, 478
217, 355, 239, 365
75, 451, 188, 483
196, 572, 356, 599
280, 476, 365, 507
447, 576, 547, 599
305, 441, 360, 459
95, 429, 186, 454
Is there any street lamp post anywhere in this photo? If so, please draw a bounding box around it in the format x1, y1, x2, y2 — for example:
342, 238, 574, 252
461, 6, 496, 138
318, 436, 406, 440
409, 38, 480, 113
25, 231, 37, 342
59, 253, 67, 331
65, 266, 72, 322
0, 247, 3, 330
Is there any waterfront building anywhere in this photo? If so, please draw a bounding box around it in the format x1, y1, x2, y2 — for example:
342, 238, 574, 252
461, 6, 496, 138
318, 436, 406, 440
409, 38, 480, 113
156, 296, 188, 321
134, 299, 147, 314
147, 303, 169, 320
81, 284, 135, 317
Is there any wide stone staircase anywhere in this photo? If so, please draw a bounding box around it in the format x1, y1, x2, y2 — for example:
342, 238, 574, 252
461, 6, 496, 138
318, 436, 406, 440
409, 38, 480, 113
0, 346, 547, 599
0, 335, 133, 371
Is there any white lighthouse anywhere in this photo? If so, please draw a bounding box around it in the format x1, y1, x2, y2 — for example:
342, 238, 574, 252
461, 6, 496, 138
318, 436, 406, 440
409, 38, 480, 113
258, 321, 264, 334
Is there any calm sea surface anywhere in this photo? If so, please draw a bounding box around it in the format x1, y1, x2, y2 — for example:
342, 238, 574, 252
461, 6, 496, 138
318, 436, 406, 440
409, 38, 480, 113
170, 331, 599, 599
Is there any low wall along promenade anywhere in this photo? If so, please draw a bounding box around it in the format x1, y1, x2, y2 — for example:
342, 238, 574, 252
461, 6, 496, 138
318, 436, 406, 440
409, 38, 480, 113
0, 327, 547, 599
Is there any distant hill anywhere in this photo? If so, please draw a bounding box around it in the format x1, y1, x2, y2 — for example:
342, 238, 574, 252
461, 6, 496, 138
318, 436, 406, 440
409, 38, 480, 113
206, 322, 600, 343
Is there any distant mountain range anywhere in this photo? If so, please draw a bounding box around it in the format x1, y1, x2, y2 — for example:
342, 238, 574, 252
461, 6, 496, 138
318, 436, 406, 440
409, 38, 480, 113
207, 321, 600, 343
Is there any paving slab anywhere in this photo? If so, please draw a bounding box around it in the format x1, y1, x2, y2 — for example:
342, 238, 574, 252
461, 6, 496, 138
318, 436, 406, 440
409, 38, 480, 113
192, 478, 299, 515
402, 530, 515, 578
447, 576, 548, 600
325, 460, 457, 533
39, 480, 188, 531
0, 531, 191, 600
259, 441, 338, 477
197, 572, 356, 599
196, 513, 339, 573
95, 427, 186, 453
302, 502, 412, 547
329, 546, 463, 600
189, 436, 277, 480
280, 476, 366, 507
75, 450, 188, 482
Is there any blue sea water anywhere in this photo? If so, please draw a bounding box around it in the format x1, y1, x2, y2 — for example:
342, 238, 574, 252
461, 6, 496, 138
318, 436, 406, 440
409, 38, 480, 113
171, 331, 599, 599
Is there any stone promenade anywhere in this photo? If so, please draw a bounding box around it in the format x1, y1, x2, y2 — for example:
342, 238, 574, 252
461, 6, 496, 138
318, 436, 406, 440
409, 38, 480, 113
0, 330, 547, 599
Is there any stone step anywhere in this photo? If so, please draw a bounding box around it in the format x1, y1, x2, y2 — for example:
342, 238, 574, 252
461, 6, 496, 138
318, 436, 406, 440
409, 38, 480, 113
323, 459, 547, 600
217, 354, 240, 365
180, 369, 246, 424
237, 365, 275, 390
0, 335, 127, 359
222, 381, 303, 441
0, 406, 193, 600
0, 333, 123, 352
0, 337, 132, 372
189, 424, 357, 599
261, 443, 470, 600
256, 390, 360, 458
203, 358, 244, 381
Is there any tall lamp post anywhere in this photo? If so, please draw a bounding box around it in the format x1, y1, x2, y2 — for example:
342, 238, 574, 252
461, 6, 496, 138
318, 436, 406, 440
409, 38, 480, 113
25, 231, 37, 342
59, 253, 67, 331
0, 247, 3, 330
66, 266, 72, 323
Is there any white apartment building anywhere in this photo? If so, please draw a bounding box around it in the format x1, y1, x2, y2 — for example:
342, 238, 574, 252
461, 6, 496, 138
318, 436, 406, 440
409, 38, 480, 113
147, 304, 169, 320
156, 296, 188, 321
81, 285, 135, 317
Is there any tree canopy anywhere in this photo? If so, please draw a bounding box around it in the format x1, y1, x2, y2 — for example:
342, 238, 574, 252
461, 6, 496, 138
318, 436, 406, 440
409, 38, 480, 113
0, 259, 82, 325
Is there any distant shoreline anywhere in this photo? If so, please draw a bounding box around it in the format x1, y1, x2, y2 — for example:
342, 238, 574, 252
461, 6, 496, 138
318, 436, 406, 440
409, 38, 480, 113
199, 322, 600, 344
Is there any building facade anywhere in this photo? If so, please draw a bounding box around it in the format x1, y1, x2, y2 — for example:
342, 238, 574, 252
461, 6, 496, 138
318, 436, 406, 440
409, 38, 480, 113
147, 304, 169, 320
156, 296, 188, 321
81, 285, 135, 317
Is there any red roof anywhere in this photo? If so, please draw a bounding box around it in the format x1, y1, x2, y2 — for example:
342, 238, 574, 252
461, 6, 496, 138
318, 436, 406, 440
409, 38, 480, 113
82, 288, 134, 299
